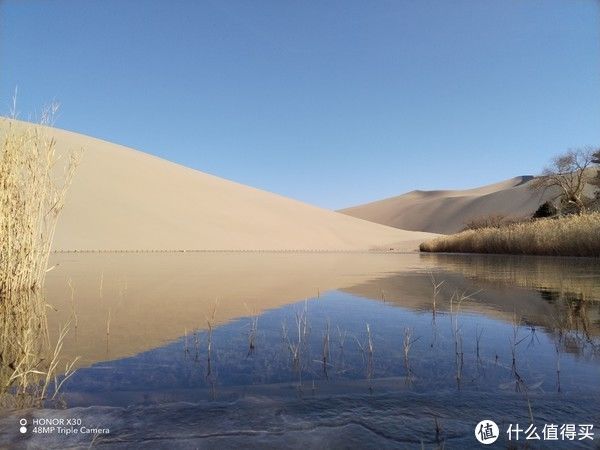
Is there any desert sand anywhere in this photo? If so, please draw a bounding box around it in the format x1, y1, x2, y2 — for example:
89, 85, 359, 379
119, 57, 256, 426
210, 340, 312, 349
340, 176, 556, 234
1, 119, 436, 251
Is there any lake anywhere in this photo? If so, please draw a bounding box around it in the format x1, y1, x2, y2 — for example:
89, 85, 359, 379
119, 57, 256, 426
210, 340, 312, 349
1, 252, 599, 449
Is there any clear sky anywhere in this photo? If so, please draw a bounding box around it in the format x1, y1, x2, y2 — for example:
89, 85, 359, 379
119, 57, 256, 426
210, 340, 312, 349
1, 0, 599, 209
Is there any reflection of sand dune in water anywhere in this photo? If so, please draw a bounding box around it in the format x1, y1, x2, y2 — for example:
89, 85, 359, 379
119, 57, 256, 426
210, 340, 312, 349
45, 252, 600, 370
343, 254, 600, 338
45, 252, 428, 368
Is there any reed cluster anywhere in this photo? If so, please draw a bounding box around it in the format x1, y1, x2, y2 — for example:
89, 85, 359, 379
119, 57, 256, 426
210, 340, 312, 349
0, 290, 78, 408
420, 213, 600, 257
0, 109, 81, 407
0, 114, 80, 295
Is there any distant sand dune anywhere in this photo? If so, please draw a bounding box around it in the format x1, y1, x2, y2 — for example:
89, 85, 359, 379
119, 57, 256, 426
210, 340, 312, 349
340, 176, 564, 234
1, 119, 435, 251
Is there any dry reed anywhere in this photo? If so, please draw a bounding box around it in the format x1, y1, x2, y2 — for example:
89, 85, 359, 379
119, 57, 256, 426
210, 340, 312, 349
321, 319, 331, 379
449, 290, 479, 389
0, 105, 81, 407
336, 325, 348, 374
0, 291, 78, 408
509, 313, 535, 423
244, 303, 259, 356
354, 323, 375, 392
0, 110, 81, 295
402, 327, 419, 382
68, 278, 78, 329
429, 272, 444, 317
420, 213, 600, 257
282, 301, 310, 378
205, 299, 219, 380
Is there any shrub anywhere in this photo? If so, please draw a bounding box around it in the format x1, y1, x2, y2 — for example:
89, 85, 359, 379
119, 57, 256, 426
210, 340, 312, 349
532, 201, 558, 219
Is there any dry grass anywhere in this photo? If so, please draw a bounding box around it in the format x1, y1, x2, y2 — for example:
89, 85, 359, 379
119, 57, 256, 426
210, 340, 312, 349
420, 213, 600, 257
244, 303, 259, 356
0, 290, 78, 408
354, 323, 375, 391
0, 106, 81, 407
462, 214, 525, 231
0, 111, 81, 295
402, 327, 419, 382
282, 301, 310, 375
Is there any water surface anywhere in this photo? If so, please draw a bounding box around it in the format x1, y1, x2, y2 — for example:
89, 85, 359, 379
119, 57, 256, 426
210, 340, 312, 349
1, 253, 599, 449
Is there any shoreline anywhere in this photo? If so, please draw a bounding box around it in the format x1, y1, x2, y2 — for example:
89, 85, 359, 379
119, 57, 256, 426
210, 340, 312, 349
50, 249, 420, 254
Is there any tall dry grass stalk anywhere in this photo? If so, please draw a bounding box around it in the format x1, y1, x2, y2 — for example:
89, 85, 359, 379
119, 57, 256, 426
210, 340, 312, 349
509, 313, 535, 423
1, 105, 81, 407
336, 325, 348, 374
402, 327, 419, 383
429, 272, 444, 317
0, 110, 81, 295
0, 290, 78, 408
205, 299, 219, 383
449, 290, 479, 389
420, 213, 600, 257
321, 319, 331, 379
282, 301, 310, 376
244, 302, 259, 356
354, 323, 375, 391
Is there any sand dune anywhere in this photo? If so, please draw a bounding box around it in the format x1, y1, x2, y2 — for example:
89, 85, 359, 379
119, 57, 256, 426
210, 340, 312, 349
2, 119, 435, 251
340, 176, 560, 234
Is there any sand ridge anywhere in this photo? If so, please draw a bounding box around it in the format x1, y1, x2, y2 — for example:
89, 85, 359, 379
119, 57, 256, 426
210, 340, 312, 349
340, 176, 562, 234
1, 119, 436, 251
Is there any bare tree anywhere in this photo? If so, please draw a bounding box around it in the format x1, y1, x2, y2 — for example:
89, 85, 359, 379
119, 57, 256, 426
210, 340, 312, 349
530, 148, 599, 214
591, 150, 600, 200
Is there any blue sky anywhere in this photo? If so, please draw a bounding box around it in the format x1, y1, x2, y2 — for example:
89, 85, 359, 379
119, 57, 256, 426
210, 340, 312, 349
1, 0, 599, 209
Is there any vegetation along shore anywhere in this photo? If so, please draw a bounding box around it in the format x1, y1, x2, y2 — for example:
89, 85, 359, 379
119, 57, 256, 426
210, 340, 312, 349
421, 148, 600, 257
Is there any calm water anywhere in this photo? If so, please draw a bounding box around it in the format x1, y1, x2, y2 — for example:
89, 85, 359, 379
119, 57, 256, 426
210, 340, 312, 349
1, 253, 599, 449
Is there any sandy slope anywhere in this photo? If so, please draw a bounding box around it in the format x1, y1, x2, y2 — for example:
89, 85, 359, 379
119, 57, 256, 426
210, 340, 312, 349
340, 176, 559, 234
2, 119, 435, 251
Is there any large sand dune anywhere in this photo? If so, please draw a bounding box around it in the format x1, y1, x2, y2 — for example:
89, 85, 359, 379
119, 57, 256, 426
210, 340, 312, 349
2, 119, 434, 251
340, 176, 559, 234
